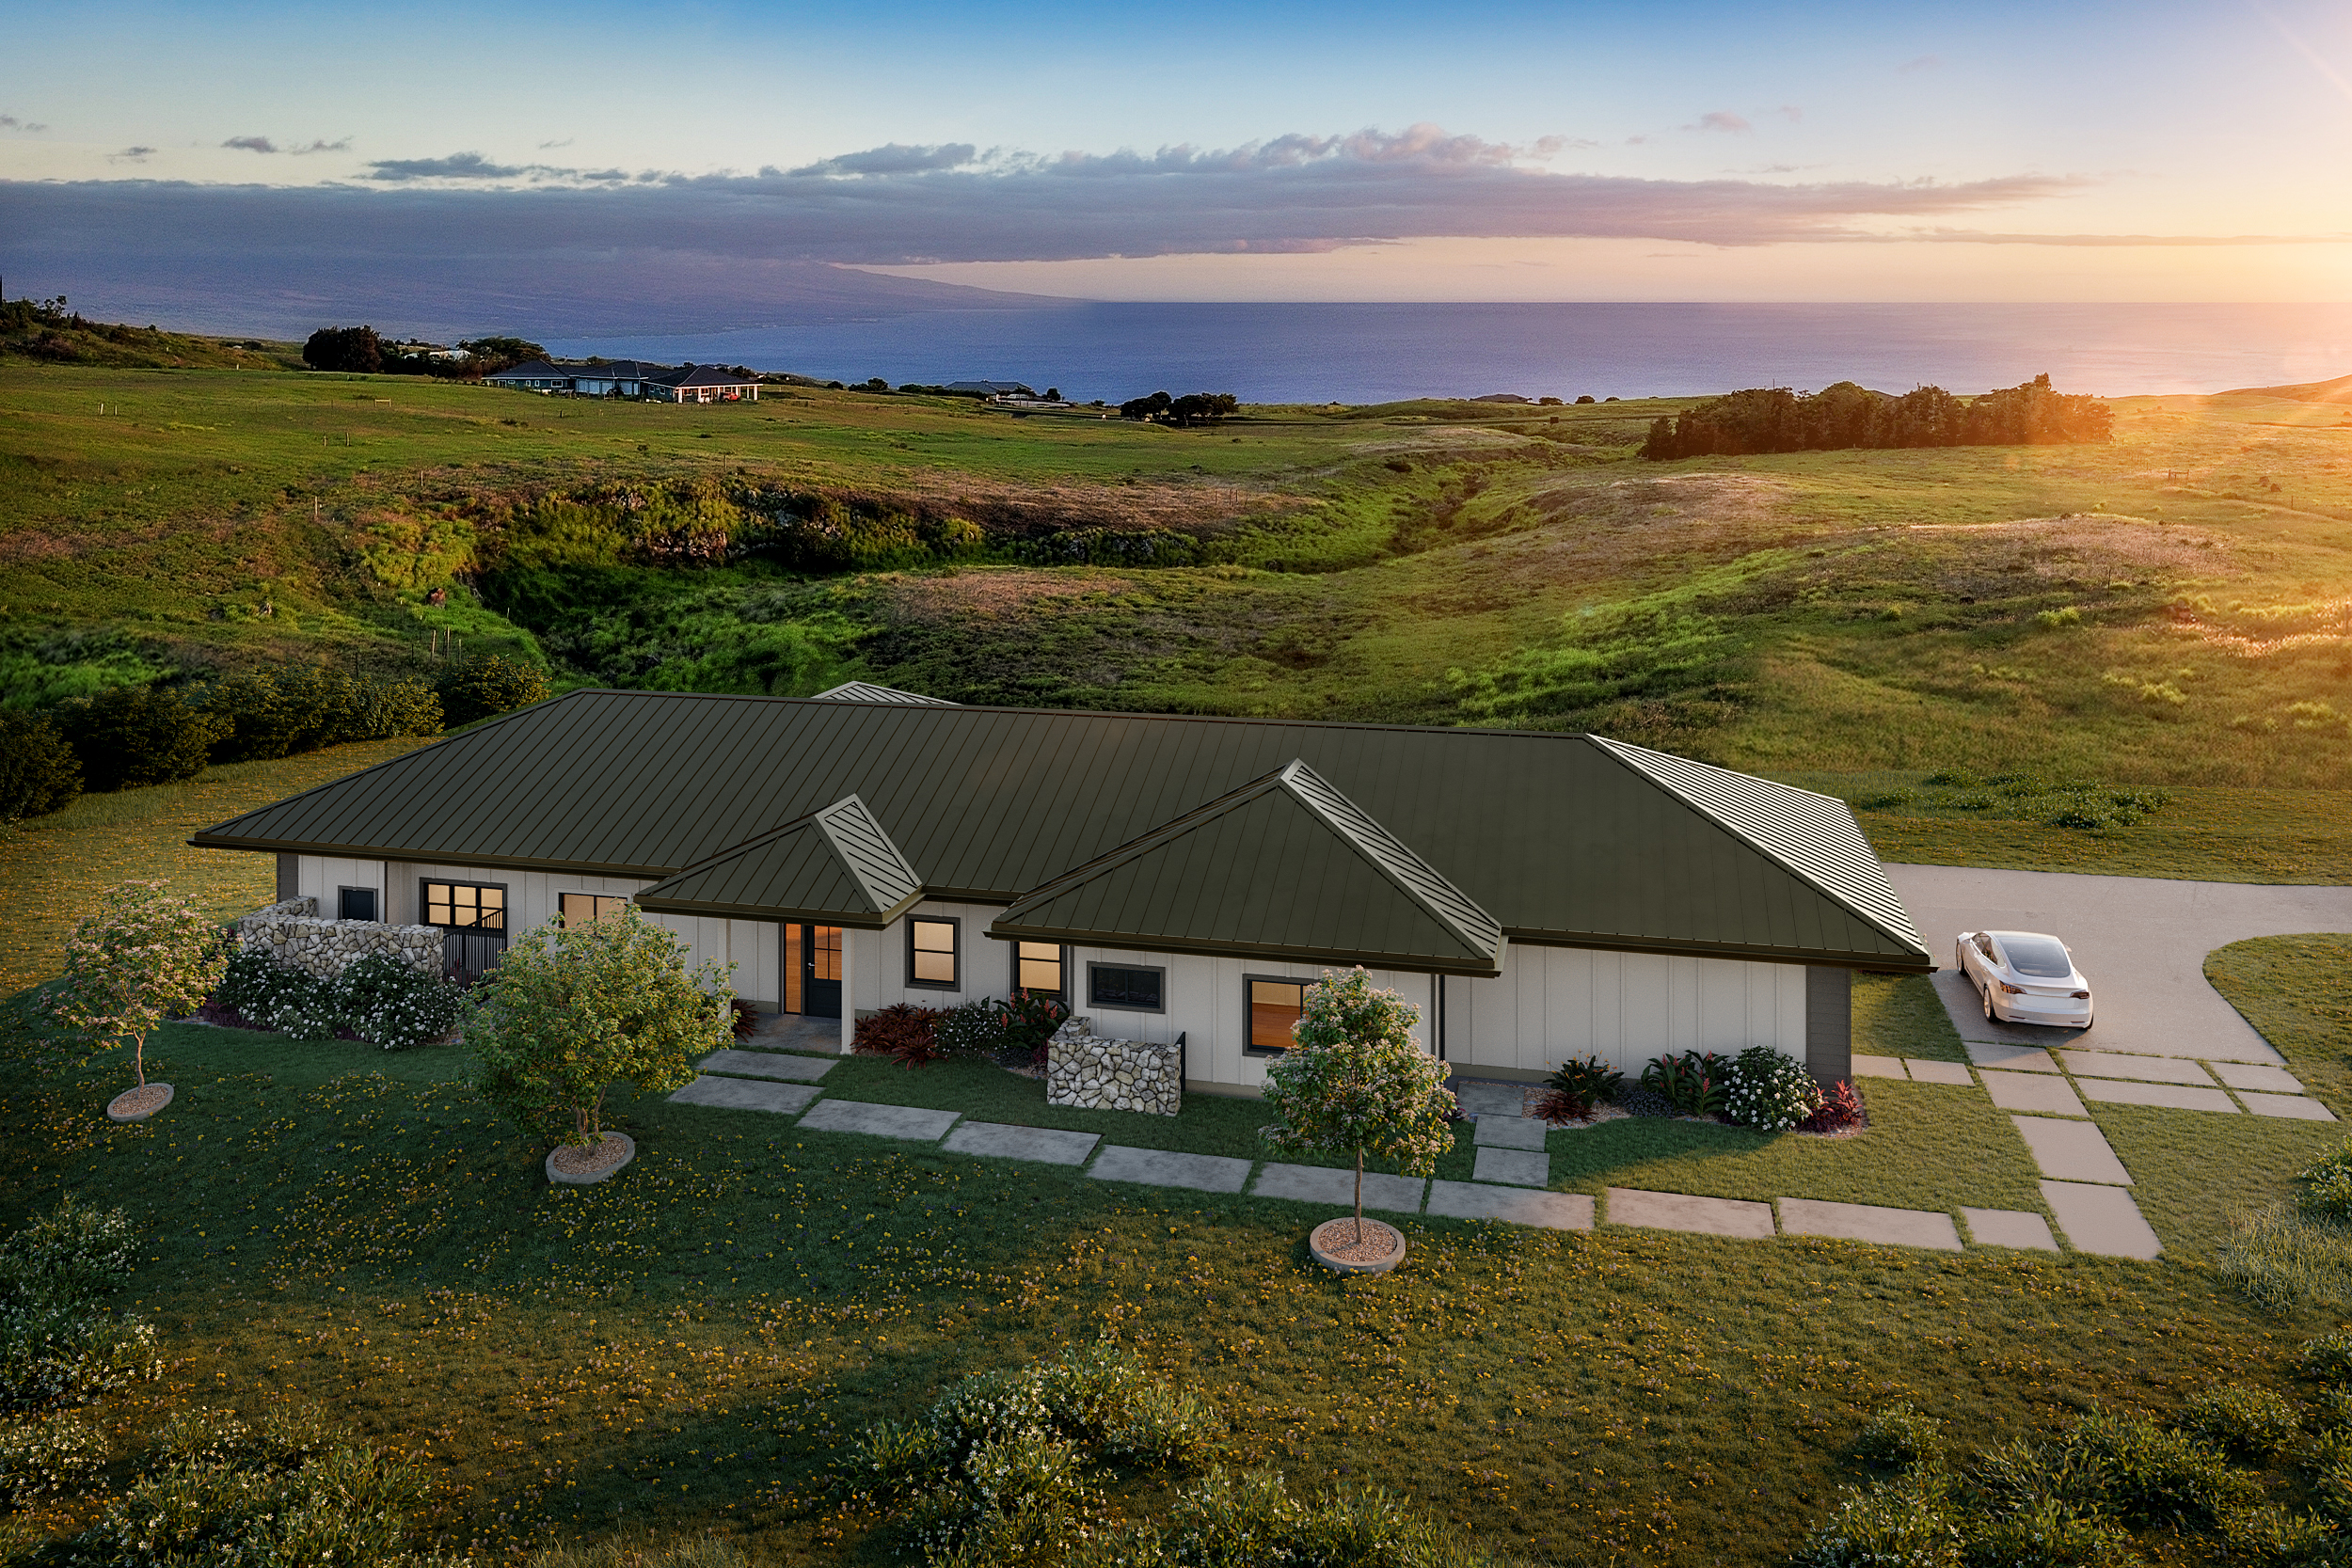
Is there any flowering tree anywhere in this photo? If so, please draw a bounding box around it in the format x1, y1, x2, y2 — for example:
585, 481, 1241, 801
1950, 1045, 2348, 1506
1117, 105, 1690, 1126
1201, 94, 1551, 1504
1261, 967, 1454, 1245
50, 881, 230, 1094
466, 904, 731, 1148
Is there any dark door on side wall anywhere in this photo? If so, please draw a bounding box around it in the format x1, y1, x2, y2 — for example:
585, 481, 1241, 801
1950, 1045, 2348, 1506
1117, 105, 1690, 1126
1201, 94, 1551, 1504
789, 924, 843, 1018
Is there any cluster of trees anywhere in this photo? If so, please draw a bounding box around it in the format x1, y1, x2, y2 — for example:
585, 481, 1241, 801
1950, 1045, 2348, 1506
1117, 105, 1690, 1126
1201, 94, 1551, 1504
1119, 390, 1240, 427
1640, 373, 2113, 460
301, 325, 548, 378
0, 655, 549, 823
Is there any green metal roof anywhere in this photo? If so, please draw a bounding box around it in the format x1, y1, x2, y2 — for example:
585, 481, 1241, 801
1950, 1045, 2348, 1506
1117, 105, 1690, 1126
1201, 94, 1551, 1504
810, 681, 954, 705
633, 795, 922, 927
190, 689, 1931, 972
995, 761, 1505, 974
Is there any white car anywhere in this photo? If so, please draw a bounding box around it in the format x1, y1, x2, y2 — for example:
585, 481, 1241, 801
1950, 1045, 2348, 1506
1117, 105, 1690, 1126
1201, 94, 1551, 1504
1954, 929, 2094, 1029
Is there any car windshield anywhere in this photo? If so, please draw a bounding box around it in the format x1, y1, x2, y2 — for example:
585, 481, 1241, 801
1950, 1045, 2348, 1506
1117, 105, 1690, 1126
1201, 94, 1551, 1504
1999, 935, 2074, 978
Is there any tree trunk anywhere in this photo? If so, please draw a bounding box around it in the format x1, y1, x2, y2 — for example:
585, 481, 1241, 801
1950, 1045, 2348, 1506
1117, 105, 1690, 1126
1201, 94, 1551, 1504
1355, 1148, 1364, 1245
131, 1031, 146, 1089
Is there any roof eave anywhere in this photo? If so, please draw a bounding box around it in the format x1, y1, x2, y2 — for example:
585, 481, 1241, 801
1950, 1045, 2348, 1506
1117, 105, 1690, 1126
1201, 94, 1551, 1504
1506, 927, 1931, 973
986, 917, 1504, 977
631, 890, 919, 928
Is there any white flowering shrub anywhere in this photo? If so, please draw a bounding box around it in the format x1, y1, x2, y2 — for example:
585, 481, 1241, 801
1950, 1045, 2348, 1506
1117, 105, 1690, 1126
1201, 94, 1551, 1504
1723, 1046, 1822, 1132
336, 954, 461, 1050
0, 1414, 106, 1505
0, 1200, 160, 1412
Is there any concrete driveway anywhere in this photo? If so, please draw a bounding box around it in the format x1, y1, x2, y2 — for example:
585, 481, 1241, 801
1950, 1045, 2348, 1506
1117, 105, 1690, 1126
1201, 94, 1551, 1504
1884, 864, 2352, 1065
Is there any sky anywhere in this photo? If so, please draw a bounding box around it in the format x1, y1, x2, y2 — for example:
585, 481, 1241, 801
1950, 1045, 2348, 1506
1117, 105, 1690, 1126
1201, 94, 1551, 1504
2, 0, 2347, 334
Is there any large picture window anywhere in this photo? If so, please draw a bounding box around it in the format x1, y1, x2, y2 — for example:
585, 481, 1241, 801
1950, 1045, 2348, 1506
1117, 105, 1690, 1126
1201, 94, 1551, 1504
908, 917, 960, 989
422, 879, 504, 932
1247, 977, 1309, 1054
1089, 962, 1165, 1012
560, 893, 628, 927
1014, 941, 1065, 1000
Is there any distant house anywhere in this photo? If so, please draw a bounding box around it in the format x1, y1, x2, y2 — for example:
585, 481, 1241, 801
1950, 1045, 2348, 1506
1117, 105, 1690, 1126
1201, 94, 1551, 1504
482, 358, 760, 403
485, 359, 573, 393
946, 380, 1034, 399
648, 364, 762, 404
571, 360, 671, 398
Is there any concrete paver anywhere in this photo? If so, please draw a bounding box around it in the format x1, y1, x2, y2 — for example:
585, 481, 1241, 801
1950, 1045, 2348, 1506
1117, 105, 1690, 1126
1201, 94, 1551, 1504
1251, 1163, 1428, 1213
1961, 1208, 2059, 1251
2041, 1180, 2163, 1259
696, 1048, 836, 1082
1605, 1187, 1777, 1238
1088, 1145, 1253, 1193
1778, 1197, 1963, 1251
2061, 1051, 2215, 1085
1890, 863, 2331, 1064
1451, 1081, 1527, 1118
2010, 1116, 2134, 1185
1474, 1117, 1549, 1149
1904, 1059, 1975, 1086
1472, 1148, 1550, 1187
669, 1076, 823, 1116
1427, 1182, 1594, 1230
798, 1100, 960, 1142
2075, 1078, 2238, 1115
2242, 1092, 2340, 1122
2208, 1061, 2307, 1095
1966, 1040, 2059, 1072
1851, 1054, 1906, 1079
942, 1122, 1101, 1166
1980, 1069, 2087, 1117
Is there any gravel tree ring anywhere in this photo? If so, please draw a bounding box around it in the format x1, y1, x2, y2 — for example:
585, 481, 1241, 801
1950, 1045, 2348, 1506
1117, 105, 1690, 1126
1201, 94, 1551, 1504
106, 1084, 173, 1123
1310, 1215, 1406, 1275
546, 1132, 636, 1186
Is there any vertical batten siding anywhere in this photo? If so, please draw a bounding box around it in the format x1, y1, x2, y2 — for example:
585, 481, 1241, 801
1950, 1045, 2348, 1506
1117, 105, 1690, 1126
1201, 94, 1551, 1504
871, 901, 1003, 1009
1452, 945, 1806, 1078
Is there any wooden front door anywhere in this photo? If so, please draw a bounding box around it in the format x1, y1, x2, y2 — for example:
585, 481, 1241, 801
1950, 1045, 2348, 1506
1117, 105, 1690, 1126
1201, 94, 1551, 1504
792, 924, 843, 1018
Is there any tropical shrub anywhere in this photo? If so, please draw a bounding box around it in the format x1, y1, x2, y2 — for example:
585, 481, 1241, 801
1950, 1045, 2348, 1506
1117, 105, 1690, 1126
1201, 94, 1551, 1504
55, 684, 230, 792
0, 711, 82, 822
1793, 1466, 1959, 1568
998, 990, 1071, 1067
1534, 1054, 1623, 1124
2301, 1139, 2352, 1223
2174, 1385, 2299, 1462
1641, 1051, 1726, 1117
1802, 1078, 1866, 1133
467, 904, 729, 1148
1722, 1045, 1822, 1132
1261, 968, 1454, 1243
2306, 1330, 2352, 1386
0, 1414, 106, 1506
1855, 1402, 1945, 1472
855, 1003, 949, 1069
437, 653, 550, 728
50, 879, 231, 1092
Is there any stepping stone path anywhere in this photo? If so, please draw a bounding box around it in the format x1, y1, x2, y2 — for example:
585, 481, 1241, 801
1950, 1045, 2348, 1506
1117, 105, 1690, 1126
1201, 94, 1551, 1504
696, 1048, 836, 1082
1851, 1054, 1906, 1079
1426, 1181, 1593, 1230
799, 1100, 961, 1142
2041, 1180, 2163, 1259
2075, 1078, 2237, 1115
1903, 1059, 1975, 1085
1251, 1163, 1428, 1213
1779, 1198, 1962, 1252
2061, 1051, 2214, 1085
1472, 1147, 1550, 1187
1606, 1187, 1777, 1239
1961, 1208, 2058, 1252
2243, 1092, 2338, 1121
1089, 1146, 1253, 1194
1451, 1080, 1529, 1118
2209, 1061, 2306, 1095
1474, 1117, 1549, 1150
943, 1122, 1101, 1166
670, 1076, 824, 1115
2010, 1116, 2135, 1186
1966, 1041, 2059, 1072
1980, 1069, 2087, 1117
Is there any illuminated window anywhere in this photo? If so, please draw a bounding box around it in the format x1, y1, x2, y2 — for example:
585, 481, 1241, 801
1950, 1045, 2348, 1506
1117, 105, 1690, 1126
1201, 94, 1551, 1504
1247, 977, 1308, 1054
908, 918, 959, 989
1089, 963, 1164, 1013
421, 879, 505, 932
560, 894, 629, 927
1015, 941, 1064, 998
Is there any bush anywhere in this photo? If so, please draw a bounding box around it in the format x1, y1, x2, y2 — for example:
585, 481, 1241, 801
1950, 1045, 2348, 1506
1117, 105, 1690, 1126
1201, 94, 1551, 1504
854, 1003, 948, 1068
199, 668, 441, 763
56, 685, 229, 792
213, 947, 337, 1036
998, 991, 1070, 1068
0, 1414, 106, 1506
0, 711, 82, 822
1722, 1046, 1822, 1132
1640, 1051, 1726, 1117
0, 1197, 134, 1309
1857, 1402, 1946, 1471
437, 654, 550, 728
1794, 1468, 1960, 1568
1107, 1465, 1498, 1568
1803, 1078, 1866, 1133
1534, 1054, 1622, 1124
1958, 1493, 2137, 1568
525, 1535, 749, 1568
2175, 1385, 2299, 1462
2307, 1331, 2352, 1386
0, 1306, 161, 1412
335, 952, 462, 1050
934, 999, 1007, 1059
2046, 1408, 2258, 1528
2302, 1141, 2352, 1223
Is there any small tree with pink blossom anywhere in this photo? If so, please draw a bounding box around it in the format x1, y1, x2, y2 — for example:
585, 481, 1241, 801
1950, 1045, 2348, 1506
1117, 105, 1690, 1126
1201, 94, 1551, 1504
50, 881, 230, 1097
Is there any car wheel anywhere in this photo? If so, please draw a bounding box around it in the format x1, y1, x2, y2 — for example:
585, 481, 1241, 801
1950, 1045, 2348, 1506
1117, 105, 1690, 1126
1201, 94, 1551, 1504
1981, 985, 1997, 1022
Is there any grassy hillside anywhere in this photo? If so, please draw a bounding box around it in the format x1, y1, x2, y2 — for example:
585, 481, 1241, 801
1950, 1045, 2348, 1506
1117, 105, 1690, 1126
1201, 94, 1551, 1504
0, 298, 300, 371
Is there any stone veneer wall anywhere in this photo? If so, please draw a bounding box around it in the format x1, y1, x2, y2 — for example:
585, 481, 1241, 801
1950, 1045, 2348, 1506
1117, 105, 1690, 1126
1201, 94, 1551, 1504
236, 897, 443, 980
1045, 1017, 1182, 1117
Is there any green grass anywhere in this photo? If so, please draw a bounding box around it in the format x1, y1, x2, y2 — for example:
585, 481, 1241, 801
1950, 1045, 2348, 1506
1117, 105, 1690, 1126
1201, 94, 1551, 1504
2090, 1102, 2346, 1260
1852, 973, 1966, 1063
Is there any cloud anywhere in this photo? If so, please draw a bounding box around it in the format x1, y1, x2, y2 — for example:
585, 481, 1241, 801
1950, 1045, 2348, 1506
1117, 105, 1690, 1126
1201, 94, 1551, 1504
791, 142, 978, 177
225, 135, 351, 155
0, 115, 49, 133
365, 151, 532, 182
224, 135, 278, 153
1897, 55, 1942, 73
109, 147, 156, 164
1695, 111, 1754, 134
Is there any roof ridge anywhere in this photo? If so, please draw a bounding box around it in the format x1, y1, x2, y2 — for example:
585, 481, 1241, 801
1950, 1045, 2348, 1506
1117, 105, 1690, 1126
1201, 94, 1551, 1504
1589, 736, 1927, 957
999, 766, 1296, 916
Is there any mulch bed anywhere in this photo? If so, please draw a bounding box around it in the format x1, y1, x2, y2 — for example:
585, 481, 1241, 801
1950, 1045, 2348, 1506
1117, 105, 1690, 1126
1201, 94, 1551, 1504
548, 1134, 634, 1180
108, 1084, 171, 1118
1311, 1217, 1403, 1265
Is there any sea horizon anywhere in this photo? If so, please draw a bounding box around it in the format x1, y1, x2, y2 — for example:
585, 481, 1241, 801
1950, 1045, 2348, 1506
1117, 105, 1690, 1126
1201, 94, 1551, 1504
544, 300, 2352, 407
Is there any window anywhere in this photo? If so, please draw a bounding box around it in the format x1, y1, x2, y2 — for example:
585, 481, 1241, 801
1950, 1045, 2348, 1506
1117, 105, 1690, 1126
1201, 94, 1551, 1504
337, 887, 377, 922
1014, 941, 1065, 999
1089, 962, 1165, 1013
1247, 977, 1310, 1054
421, 879, 505, 932
908, 917, 959, 989
560, 894, 629, 927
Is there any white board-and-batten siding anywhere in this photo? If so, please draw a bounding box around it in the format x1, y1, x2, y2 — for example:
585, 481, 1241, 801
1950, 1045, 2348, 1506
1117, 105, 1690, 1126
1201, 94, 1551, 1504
287, 855, 781, 1008
1447, 945, 1807, 1080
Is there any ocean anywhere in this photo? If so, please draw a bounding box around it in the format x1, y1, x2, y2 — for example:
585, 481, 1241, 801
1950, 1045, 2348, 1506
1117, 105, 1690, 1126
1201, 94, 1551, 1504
543, 301, 2352, 406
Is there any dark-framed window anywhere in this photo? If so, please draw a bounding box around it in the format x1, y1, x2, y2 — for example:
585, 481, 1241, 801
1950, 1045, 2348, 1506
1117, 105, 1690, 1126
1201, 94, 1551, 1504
1089, 962, 1165, 1013
908, 916, 960, 989
1246, 975, 1311, 1055
421, 879, 506, 932
560, 893, 629, 927
1014, 940, 1066, 1000
337, 886, 378, 923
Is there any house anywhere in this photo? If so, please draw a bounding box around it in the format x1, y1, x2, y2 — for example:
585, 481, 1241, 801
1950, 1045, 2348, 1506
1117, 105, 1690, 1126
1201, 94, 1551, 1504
483, 359, 573, 393
648, 365, 762, 404
570, 360, 672, 398
189, 687, 1930, 1094
946, 380, 1035, 399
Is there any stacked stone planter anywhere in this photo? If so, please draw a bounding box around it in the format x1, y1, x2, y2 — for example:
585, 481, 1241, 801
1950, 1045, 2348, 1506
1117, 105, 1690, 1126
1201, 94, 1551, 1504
235, 897, 441, 980
1045, 1017, 1182, 1117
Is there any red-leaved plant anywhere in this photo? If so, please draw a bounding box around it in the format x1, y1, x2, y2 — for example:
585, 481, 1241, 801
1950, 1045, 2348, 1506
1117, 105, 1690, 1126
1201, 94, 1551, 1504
1801, 1078, 1865, 1133
853, 1003, 949, 1069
